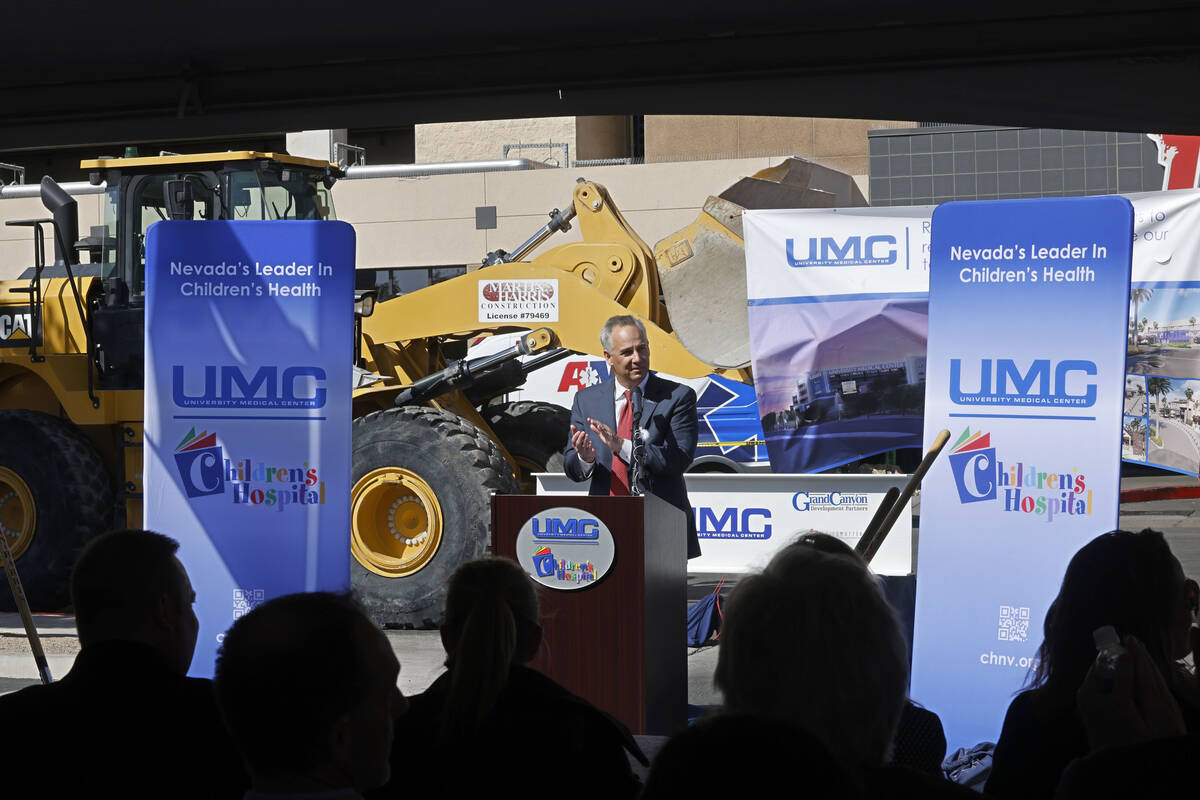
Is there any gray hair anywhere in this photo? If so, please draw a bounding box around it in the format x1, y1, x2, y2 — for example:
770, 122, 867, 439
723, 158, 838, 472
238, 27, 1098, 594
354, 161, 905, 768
714, 543, 909, 771
600, 315, 648, 352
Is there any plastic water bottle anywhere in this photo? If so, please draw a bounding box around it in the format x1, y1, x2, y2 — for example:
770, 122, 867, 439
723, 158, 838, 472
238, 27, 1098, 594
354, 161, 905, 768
1092, 625, 1126, 691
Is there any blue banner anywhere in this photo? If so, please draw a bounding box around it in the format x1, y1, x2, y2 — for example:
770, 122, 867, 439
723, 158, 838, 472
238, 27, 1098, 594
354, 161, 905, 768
911, 198, 1132, 748
144, 221, 355, 677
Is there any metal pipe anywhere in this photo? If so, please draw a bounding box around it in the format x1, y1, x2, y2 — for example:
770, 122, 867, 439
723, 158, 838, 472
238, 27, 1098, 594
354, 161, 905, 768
343, 159, 549, 180
0, 157, 552, 199
0, 181, 104, 199
0, 158, 549, 199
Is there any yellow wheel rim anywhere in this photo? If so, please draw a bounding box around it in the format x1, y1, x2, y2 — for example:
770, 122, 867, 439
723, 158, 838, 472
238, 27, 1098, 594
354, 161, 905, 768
513, 456, 543, 495
0, 467, 36, 564
351, 467, 444, 578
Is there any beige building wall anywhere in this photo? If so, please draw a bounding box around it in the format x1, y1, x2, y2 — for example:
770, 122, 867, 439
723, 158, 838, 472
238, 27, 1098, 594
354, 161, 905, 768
335, 155, 792, 271
0, 192, 104, 280
414, 116, 636, 165
645, 115, 917, 177
415, 117, 577, 165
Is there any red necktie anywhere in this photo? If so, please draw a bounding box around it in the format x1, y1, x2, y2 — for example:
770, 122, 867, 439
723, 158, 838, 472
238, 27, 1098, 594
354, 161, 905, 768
610, 389, 633, 496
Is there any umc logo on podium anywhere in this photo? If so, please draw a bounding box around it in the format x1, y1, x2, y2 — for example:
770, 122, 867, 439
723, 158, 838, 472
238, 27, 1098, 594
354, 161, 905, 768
530, 516, 601, 539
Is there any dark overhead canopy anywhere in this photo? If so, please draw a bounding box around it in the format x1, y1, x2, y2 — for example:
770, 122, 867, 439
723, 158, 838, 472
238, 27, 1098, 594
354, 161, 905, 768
2, 1, 1198, 150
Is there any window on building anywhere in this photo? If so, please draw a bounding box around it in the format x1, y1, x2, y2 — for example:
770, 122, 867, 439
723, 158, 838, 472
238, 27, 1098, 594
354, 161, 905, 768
868, 126, 1161, 207
357, 266, 467, 301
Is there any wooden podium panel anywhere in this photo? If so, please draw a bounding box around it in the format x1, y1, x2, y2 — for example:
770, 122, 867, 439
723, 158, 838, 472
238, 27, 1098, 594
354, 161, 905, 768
491, 493, 686, 736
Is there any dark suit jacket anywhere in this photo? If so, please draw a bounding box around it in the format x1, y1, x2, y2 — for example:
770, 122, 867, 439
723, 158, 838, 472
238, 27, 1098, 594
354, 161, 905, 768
563, 372, 700, 558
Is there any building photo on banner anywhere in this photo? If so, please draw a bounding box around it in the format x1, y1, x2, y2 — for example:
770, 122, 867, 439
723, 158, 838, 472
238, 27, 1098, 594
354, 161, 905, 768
744, 187, 1200, 477
143, 220, 355, 678
743, 207, 932, 475
911, 196, 1133, 749
1121, 189, 1200, 474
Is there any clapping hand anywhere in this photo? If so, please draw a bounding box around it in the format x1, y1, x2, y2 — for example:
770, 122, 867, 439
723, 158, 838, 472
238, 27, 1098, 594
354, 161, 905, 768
570, 425, 596, 464
588, 418, 623, 454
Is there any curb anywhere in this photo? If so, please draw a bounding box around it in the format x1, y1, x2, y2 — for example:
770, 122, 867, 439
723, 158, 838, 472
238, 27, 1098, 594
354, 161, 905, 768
1120, 485, 1200, 504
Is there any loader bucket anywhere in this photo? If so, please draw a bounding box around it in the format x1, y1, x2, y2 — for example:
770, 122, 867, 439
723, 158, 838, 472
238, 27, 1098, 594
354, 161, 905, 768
653, 157, 867, 369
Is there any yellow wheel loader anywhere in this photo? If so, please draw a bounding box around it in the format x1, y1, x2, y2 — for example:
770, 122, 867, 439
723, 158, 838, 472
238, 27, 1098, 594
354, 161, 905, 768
0, 151, 340, 612
0, 150, 862, 625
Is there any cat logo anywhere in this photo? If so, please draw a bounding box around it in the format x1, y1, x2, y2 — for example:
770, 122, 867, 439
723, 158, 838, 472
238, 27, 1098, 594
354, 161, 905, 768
0, 306, 40, 348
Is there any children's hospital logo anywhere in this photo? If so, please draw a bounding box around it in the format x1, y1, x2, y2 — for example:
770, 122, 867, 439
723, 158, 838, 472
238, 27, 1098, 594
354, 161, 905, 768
531, 546, 556, 578
948, 428, 1092, 522
174, 429, 225, 498
173, 428, 327, 510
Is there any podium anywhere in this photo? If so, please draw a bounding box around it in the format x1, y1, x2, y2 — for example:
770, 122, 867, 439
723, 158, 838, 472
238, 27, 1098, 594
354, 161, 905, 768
491, 492, 687, 736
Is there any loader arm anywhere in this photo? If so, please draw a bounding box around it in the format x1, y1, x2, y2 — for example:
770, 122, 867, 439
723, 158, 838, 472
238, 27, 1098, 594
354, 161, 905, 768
488, 179, 670, 328
358, 177, 719, 390
359, 262, 714, 382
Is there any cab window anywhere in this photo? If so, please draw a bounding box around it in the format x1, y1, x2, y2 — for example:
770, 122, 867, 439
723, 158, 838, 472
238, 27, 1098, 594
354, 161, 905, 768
128, 172, 217, 299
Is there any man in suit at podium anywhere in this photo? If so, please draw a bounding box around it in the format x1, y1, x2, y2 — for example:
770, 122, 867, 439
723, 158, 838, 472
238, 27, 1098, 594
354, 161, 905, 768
564, 314, 701, 559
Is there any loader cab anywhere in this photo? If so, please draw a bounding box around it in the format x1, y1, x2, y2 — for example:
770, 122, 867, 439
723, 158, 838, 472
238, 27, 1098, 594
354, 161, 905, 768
81, 151, 339, 388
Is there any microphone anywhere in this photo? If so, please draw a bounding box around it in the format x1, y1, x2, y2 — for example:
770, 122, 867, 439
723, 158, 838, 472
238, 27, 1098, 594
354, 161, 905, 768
630, 386, 644, 495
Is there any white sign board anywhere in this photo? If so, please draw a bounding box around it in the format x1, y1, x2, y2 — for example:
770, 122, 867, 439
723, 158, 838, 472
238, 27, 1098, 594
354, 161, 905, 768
535, 473, 914, 575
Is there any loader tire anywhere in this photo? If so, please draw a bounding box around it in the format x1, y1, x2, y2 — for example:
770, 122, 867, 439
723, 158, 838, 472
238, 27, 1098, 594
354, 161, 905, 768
486, 401, 570, 492
0, 411, 113, 612
350, 406, 518, 628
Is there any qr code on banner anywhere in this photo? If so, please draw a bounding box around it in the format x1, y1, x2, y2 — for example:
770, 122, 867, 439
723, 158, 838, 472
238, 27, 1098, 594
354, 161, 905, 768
233, 589, 266, 619
998, 605, 1030, 642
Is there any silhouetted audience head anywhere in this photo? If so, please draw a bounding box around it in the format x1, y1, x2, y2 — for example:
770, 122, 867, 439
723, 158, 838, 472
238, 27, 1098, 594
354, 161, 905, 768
643, 712, 861, 799
214, 592, 405, 794
714, 541, 909, 771
439, 557, 542, 738
794, 530, 864, 561
790, 530, 949, 776
1031, 528, 1190, 697
70, 528, 197, 674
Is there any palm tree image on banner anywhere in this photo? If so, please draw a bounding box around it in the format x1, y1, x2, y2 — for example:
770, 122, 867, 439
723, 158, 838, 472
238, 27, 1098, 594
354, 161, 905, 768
1126, 280, 1200, 474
